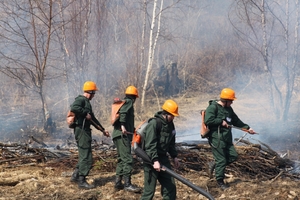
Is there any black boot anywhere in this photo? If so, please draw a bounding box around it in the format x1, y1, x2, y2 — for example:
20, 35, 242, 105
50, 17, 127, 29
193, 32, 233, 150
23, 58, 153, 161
207, 161, 215, 179
115, 175, 124, 190
78, 176, 94, 190
70, 168, 79, 183
124, 176, 141, 193
217, 179, 229, 190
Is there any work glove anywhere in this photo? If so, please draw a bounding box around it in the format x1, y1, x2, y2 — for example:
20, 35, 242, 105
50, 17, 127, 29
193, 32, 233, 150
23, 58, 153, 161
85, 113, 92, 120
121, 125, 127, 134
222, 120, 229, 128
173, 157, 180, 169
248, 128, 256, 134
103, 130, 110, 137
153, 161, 161, 172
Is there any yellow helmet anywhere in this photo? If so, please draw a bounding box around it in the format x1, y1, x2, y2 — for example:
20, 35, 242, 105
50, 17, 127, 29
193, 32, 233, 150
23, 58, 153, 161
162, 99, 179, 116
125, 85, 139, 97
220, 88, 237, 100
83, 81, 98, 91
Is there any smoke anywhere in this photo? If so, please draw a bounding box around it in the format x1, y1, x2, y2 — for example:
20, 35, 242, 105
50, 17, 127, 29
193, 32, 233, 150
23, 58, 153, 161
1, 0, 300, 157
176, 127, 205, 143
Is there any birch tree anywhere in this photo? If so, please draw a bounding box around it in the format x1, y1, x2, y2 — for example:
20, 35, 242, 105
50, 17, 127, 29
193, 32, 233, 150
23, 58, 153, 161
141, 0, 161, 109
140, 0, 182, 109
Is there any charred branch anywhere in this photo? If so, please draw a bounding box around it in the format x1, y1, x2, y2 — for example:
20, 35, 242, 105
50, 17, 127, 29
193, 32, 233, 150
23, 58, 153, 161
0, 139, 299, 181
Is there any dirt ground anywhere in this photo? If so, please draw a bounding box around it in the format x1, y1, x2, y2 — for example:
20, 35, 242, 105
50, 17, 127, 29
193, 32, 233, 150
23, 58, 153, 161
0, 139, 299, 200
0, 95, 300, 200
0, 160, 299, 200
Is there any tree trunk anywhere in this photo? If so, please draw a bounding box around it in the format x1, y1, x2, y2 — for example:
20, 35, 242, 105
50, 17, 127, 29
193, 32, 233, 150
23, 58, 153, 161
141, 0, 163, 110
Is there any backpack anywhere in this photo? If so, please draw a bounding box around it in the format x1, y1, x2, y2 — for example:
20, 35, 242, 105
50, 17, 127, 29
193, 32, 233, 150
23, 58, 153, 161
132, 118, 162, 149
66, 110, 76, 129
200, 110, 210, 138
67, 97, 87, 129
200, 100, 218, 138
111, 98, 126, 126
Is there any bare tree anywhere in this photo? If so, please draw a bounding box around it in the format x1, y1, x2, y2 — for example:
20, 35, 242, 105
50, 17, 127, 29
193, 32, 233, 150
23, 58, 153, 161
54, 0, 109, 112
56, 0, 72, 108
141, 0, 161, 109
229, 0, 300, 121
140, 0, 184, 110
0, 0, 55, 132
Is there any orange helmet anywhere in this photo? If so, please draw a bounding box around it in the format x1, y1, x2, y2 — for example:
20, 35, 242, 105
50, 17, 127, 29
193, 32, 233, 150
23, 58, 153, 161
220, 88, 237, 100
162, 99, 179, 116
125, 86, 139, 97
83, 81, 98, 91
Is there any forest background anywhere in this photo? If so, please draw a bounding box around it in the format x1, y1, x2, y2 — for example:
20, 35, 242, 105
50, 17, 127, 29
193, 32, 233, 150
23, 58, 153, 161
0, 0, 300, 147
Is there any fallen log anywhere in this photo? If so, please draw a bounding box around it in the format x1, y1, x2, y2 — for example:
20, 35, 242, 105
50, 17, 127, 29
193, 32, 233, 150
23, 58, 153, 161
0, 155, 45, 164
30, 135, 48, 148
0, 138, 299, 182
0, 173, 36, 186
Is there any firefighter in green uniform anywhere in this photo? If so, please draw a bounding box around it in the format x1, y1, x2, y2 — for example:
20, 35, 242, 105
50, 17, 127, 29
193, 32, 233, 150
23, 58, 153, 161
140, 99, 180, 200
69, 81, 110, 189
204, 88, 255, 190
112, 85, 141, 193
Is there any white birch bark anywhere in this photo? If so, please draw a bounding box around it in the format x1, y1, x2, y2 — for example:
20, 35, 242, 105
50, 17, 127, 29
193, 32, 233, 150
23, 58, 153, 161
141, 0, 164, 109
261, 0, 268, 72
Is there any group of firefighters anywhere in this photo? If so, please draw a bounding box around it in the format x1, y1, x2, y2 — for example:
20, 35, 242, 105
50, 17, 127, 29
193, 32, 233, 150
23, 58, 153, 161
68, 81, 256, 199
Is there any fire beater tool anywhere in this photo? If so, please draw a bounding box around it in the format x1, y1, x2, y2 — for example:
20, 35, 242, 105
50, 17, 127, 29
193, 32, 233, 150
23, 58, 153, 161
230, 125, 259, 145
